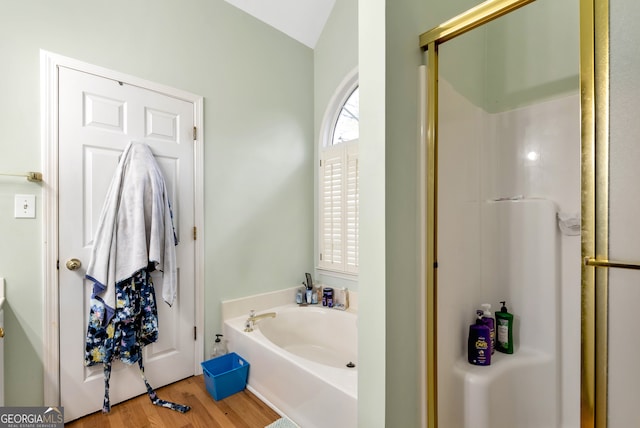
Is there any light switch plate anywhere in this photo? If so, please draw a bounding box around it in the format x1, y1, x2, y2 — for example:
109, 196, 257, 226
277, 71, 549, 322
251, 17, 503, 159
15, 194, 36, 218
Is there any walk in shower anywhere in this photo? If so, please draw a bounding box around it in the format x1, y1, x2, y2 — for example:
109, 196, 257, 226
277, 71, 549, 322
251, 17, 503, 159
420, 1, 581, 427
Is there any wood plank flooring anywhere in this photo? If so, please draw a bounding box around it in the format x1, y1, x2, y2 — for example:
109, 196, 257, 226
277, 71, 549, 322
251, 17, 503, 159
65, 375, 281, 428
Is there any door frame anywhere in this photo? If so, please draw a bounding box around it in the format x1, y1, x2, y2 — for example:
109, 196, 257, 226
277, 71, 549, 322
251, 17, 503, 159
580, 0, 609, 426
40, 50, 205, 405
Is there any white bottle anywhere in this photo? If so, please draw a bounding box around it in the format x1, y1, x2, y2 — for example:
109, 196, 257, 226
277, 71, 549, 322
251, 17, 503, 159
210, 334, 228, 359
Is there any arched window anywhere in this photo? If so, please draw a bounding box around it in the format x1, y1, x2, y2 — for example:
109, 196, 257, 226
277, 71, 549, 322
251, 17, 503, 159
332, 87, 359, 144
318, 78, 359, 275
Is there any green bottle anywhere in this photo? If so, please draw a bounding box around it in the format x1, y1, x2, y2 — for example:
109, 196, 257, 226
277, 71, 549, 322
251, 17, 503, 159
495, 301, 514, 354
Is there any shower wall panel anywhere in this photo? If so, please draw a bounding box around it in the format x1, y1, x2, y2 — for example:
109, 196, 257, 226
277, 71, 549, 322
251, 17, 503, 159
438, 77, 580, 427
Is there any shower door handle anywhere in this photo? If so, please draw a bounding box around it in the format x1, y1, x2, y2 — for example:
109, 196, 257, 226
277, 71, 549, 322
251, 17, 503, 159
584, 257, 640, 270
65, 258, 82, 271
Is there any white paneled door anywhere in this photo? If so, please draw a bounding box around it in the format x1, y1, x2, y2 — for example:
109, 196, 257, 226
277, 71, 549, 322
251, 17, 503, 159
58, 66, 196, 421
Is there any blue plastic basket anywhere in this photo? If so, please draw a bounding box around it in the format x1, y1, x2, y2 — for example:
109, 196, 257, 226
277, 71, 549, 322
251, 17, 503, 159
201, 352, 250, 401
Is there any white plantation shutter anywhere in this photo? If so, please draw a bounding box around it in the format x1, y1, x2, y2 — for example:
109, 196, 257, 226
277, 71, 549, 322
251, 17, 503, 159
345, 143, 359, 273
319, 140, 358, 273
320, 148, 343, 268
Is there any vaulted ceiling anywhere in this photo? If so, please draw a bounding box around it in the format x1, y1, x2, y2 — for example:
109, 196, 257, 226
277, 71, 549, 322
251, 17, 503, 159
224, 0, 336, 48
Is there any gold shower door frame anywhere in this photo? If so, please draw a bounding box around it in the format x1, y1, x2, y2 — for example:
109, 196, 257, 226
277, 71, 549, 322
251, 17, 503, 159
418, 1, 608, 427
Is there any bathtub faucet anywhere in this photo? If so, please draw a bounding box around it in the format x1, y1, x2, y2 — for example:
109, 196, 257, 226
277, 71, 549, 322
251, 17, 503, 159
244, 310, 276, 332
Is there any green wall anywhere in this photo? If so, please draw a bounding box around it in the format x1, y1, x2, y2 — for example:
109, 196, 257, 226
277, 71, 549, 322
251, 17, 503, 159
0, 0, 313, 406
384, 1, 426, 426
313, 0, 359, 292
484, 0, 579, 111
314, 0, 358, 128
358, 0, 387, 425
438, 0, 579, 113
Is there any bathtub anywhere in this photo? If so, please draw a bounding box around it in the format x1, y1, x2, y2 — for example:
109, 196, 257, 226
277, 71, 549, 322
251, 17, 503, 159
223, 304, 357, 428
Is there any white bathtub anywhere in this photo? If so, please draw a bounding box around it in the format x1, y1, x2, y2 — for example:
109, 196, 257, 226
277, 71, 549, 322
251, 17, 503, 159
223, 304, 357, 428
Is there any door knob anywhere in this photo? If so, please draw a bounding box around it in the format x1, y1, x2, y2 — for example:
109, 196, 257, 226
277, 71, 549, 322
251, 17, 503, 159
66, 258, 82, 271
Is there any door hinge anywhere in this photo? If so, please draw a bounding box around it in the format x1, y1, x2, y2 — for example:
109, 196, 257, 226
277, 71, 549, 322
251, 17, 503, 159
194, 326, 197, 341
193, 126, 197, 140
56, 260, 59, 270
193, 226, 197, 240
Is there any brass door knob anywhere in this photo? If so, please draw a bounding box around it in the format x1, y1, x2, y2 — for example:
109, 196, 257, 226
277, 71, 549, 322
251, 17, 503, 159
66, 258, 82, 271
0, 327, 4, 338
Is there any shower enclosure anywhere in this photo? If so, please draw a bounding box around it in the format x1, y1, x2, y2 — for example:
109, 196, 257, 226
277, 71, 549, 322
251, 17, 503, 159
419, 1, 581, 427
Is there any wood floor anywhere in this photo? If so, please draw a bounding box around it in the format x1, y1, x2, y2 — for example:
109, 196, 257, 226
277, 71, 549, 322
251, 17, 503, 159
65, 375, 281, 428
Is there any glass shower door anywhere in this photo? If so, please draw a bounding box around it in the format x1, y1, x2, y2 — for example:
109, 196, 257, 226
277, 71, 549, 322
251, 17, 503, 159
422, 1, 581, 426
605, 1, 640, 427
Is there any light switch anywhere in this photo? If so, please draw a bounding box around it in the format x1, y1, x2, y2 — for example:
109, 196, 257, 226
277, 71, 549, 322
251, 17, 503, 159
15, 194, 36, 219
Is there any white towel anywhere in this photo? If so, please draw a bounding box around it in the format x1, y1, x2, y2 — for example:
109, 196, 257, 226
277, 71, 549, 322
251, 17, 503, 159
86, 141, 178, 321
557, 211, 581, 236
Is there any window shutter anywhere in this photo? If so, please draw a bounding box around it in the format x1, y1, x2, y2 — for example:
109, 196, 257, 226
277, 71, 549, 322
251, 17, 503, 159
345, 144, 359, 273
320, 147, 343, 269
319, 140, 358, 274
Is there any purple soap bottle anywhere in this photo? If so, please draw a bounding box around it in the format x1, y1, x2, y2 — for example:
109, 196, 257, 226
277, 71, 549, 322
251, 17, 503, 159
468, 310, 491, 366
481, 303, 495, 355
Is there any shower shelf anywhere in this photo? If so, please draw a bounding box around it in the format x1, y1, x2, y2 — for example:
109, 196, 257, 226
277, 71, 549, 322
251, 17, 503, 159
454, 348, 558, 428
455, 347, 553, 378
